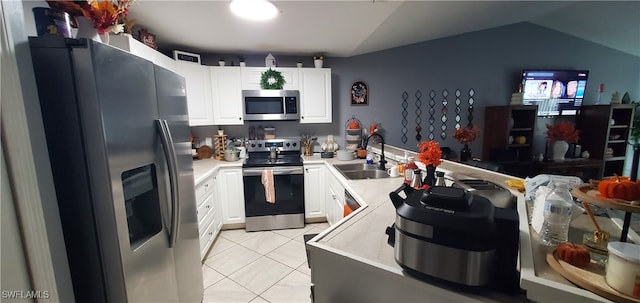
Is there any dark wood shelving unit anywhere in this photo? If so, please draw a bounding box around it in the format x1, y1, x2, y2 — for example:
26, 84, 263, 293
482, 105, 537, 177
575, 104, 635, 178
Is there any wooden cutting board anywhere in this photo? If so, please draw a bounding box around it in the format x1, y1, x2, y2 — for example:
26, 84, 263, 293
546, 250, 640, 303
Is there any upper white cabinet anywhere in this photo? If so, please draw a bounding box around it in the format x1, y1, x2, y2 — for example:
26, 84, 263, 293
241, 67, 299, 90
108, 34, 175, 71
174, 61, 214, 126
210, 66, 243, 125
299, 68, 332, 123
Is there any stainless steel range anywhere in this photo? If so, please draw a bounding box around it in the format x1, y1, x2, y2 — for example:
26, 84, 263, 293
243, 138, 305, 231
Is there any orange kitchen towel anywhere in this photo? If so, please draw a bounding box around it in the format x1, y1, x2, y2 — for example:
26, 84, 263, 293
261, 168, 275, 203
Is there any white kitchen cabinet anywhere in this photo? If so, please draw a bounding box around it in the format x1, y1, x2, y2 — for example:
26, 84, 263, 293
195, 175, 221, 260
174, 61, 214, 126
215, 167, 245, 225
108, 34, 175, 71
299, 68, 332, 123
210, 66, 243, 125
325, 169, 344, 225
241, 67, 299, 90
304, 164, 326, 219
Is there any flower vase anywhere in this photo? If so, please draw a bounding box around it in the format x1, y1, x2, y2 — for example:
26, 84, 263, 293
552, 140, 569, 161
460, 144, 471, 162
423, 165, 436, 187
74, 17, 100, 42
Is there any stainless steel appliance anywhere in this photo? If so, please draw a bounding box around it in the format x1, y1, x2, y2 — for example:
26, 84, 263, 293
242, 90, 300, 121
29, 36, 203, 302
386, 185, 519, 293
243, 138, 304, 231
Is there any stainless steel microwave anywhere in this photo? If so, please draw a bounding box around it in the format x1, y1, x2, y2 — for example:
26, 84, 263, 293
242, 90, 300, 121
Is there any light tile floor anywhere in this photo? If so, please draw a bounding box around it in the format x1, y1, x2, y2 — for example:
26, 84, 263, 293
201, 223, 329, 303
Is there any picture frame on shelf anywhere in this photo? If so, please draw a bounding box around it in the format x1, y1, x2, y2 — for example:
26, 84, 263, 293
351, 81, 368, 106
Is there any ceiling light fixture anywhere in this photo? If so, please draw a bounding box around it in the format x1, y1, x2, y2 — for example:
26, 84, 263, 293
230, 0, 278, 21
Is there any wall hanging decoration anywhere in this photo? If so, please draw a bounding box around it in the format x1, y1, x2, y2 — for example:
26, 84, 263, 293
467, 88, 475, 127
455, 89, 462, 129
415, 90, 423, 141
401, 92, 409, 143
440, 89, 449, 140
260, 68, 285, 89
351, 81, 368, 105
428, 90, 436, 140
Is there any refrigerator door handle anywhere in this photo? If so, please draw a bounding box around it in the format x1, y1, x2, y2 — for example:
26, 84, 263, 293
156, 119, 180, 248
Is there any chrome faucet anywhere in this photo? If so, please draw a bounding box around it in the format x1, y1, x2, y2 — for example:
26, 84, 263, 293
364, 133, 387, 170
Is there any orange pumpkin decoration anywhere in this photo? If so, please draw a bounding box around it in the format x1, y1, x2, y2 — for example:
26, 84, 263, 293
348, 120, 360, 129
597, 175, 640, 201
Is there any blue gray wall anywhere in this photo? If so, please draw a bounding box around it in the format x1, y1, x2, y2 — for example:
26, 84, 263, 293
193, 22, 639, 161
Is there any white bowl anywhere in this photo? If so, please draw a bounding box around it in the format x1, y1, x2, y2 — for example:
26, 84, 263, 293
336, 150, 355, 161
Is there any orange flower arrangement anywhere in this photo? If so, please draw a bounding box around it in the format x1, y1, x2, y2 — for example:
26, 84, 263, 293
47, 0, 135, 34
452, 125, 481, 144
546, 121, 580, 144
417, 141, 443, 167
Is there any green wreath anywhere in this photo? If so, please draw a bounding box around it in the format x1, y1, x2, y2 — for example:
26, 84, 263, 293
260, 68, 286, 89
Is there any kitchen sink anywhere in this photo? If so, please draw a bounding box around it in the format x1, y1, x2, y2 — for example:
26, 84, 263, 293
333, 163, 390, 180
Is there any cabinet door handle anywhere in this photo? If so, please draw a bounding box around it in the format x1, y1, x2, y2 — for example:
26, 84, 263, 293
239, 117, 242, 120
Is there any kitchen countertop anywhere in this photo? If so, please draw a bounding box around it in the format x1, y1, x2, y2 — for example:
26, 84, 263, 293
191, 148, 637, 302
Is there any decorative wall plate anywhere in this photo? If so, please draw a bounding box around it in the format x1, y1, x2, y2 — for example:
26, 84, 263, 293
351, 81, 368, 105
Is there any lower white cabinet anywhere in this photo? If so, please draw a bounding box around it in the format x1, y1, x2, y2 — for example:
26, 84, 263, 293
304, 164, 326, 219
216, 167, 245, 225
325, 170, 345, 225
195, 174, 221, 260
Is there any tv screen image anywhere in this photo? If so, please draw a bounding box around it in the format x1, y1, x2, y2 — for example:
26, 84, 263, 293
521, 70, 589, 116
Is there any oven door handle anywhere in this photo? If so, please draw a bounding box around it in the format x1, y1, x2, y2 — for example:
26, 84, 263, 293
243, 167, 303, 176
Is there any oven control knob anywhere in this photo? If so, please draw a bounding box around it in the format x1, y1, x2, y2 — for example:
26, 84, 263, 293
258, 143, 263, 148
286, 143, 290, 147
292, 142, 297, 147
251, 143, 256, 148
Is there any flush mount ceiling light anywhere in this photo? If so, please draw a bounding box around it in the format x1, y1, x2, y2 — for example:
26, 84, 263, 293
230, 0, 278, 21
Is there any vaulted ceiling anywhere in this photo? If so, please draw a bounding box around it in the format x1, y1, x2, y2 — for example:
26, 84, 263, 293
127, 1, 639, 58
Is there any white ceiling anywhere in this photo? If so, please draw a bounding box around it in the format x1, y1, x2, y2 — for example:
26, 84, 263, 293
128, 1, 639, 58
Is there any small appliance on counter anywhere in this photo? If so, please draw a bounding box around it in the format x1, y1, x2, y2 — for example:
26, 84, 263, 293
386, 184, 520, 293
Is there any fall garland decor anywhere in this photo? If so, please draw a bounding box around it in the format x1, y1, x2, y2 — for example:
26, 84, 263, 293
260, 68, 285, 90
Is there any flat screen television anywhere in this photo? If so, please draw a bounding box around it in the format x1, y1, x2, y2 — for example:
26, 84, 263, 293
521, 70, 589, 116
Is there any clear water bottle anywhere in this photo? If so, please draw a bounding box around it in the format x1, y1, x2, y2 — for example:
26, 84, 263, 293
541, 182, 574, 246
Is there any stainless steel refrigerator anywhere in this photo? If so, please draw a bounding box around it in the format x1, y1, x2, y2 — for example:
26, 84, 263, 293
29, 36, 203, 303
